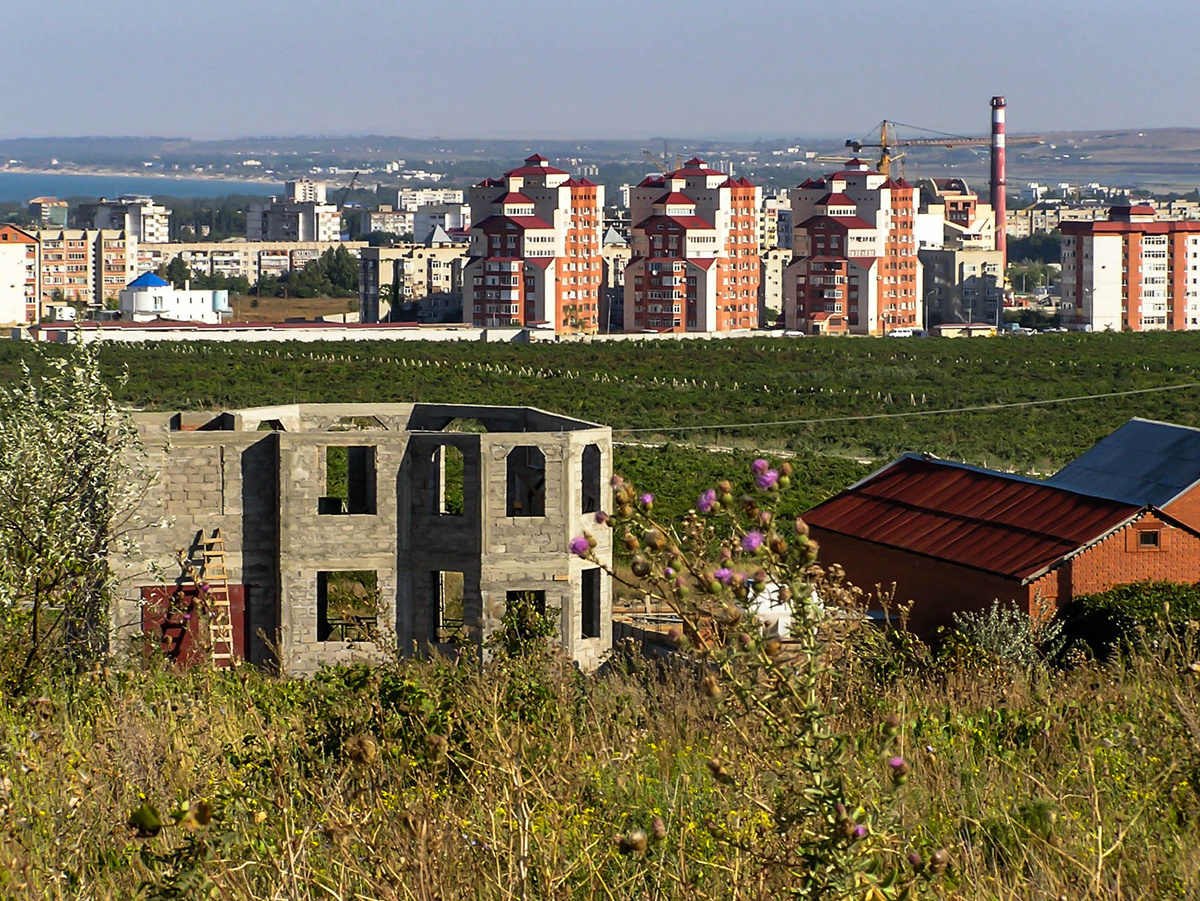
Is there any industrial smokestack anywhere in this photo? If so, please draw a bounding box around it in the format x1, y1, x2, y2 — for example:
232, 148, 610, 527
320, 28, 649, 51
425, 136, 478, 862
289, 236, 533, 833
990, 96, 1007, 262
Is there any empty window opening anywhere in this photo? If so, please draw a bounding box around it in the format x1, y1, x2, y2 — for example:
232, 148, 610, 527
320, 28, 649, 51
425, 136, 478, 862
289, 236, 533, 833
436, 445, 465, 515
504, 590, 549, 646
317, 571, 378, 642
581, 444, 601, 514
256, 419, 285, 432
581, 568, 602, 639
431, 571, 466, 643
1138, 529, 1161, 549
441, 417, 489, 433
320, 446, 376, 515
506, 446, 546, 517
328, 415, 386, 431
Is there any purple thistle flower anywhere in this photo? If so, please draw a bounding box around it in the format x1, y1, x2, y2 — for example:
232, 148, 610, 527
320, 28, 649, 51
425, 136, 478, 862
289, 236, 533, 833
751, 458, 769, 476
755, 469, 779, 490
741, 531, 764, 553
853, 825, 868, 839
639, 492, 654, 508
569, 535, 591, 558
696, 488, 717, 514
594, 510, 610, 525
714, 567, 733, 585
889, 756, 906, 770
664, 567, 675, 578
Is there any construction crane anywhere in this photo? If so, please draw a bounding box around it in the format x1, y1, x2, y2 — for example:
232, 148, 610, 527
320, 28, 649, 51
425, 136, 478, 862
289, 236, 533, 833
335, 171, 360, 208
642, 147, 683, 175
845, 120, 1041, 179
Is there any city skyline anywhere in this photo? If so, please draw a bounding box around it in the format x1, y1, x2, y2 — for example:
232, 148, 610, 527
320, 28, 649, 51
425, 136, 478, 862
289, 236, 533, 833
6, 0, 1200, 141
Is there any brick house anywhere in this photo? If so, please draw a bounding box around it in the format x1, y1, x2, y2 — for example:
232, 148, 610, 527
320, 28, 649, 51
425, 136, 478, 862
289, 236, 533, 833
803, 454, 1200, 637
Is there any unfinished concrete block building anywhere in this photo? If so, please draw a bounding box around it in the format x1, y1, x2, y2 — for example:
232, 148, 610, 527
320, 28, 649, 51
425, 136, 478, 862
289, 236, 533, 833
113, 403, 614, 675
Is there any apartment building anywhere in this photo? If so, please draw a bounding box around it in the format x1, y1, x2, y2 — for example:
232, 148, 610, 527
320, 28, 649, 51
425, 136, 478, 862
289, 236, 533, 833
139, 241, 368, 287
80, 196, 171, 244
96, 230, 138, 304
0, 224, 40, 324
359, 229, 469, 323
28, 197, 67, 228
600, 227, 630, 332
623, 158, 760, 332
286, 179, 326, 203
916, 178, 1004, 326
37, 229, 94, 306
463, 155, 604, 333
248, 181, 340, 243
759, 247, 791, 327
782, 159, 920, 335
1060, 204, 1200, 331
414, 203, 470, 239
397, 188, 463, 211
359, 206, 414, 237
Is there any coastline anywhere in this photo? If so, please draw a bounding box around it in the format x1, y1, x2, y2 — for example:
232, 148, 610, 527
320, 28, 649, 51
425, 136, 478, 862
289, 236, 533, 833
0, 164, 278, 186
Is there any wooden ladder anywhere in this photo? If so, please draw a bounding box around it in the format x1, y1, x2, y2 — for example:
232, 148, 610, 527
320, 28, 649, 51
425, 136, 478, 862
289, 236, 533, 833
201, 529, 237, 668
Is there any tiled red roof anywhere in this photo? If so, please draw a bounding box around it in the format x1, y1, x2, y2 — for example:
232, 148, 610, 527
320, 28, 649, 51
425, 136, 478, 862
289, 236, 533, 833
798, 213, 875, 230
655, 192, 695, 206
638, 214, 716, 231
496, 192, 534, 205
508, 215, 555, 229
638, 176, 666, 187
816, 192, 856, 207
473, 214, 555, 231
690, 258, 717, 270
805, 455, 1143, 581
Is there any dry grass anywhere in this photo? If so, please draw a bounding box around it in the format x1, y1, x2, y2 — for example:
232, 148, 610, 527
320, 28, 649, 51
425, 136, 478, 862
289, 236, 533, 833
225, 293, 357, 323
0, 635, 1198, 899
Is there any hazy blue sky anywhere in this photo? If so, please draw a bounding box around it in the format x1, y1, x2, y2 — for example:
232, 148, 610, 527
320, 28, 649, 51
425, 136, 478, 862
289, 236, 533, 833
6, 0, 1200, 141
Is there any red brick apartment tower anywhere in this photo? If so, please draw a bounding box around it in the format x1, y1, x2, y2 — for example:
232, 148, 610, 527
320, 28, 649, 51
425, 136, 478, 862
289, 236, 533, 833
623, 158, 760, 332
463, 155, 603, 334
783, 159, 920, 335
1060, 204, 1200, 332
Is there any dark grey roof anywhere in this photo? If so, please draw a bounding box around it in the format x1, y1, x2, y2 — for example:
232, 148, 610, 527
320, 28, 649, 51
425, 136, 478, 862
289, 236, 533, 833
1048, 418, 1200, 506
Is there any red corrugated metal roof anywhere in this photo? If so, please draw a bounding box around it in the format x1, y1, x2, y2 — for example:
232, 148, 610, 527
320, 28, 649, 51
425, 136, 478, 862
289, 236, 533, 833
804, 455, 1141, 581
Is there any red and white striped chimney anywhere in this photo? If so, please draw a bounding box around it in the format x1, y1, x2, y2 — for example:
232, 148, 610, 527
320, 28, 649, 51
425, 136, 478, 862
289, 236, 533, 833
990, 95, 1007, 260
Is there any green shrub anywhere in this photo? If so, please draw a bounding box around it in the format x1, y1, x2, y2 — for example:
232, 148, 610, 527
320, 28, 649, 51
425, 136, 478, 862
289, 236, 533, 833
1058, 580, 1200, 660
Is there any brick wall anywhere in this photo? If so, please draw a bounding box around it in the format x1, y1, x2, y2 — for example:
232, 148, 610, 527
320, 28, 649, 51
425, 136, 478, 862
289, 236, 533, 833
1069, 515, 1200, 595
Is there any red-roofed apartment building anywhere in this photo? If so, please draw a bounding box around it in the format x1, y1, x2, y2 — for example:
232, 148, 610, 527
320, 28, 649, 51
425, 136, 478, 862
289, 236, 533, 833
463, 155, 604, 334
783, 159, 921, 335
623, 158, 760, 332
1060, 203, 1200, 331
804, 454, 1200, 636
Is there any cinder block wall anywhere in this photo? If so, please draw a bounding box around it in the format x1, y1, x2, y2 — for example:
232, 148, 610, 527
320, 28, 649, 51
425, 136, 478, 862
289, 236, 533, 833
117, 404, 614, 676
112, 414, 279, 667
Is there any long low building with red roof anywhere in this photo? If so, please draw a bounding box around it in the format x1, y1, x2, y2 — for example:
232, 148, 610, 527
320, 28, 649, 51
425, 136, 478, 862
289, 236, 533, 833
803, 452, 1200, 636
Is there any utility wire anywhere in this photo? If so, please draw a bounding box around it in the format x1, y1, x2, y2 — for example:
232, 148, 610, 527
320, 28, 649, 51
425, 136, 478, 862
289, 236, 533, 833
615, 381, 1200, 434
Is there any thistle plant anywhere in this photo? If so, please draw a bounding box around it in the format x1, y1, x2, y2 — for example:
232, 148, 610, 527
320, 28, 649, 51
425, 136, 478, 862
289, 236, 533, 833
574, 460, 947, 899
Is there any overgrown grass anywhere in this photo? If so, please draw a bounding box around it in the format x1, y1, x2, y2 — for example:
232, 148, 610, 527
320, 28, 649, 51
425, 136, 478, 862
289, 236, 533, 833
2, 634, 1199, 898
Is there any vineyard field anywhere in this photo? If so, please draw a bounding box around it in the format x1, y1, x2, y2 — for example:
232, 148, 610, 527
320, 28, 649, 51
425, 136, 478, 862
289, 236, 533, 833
5, 331, 1200, 473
